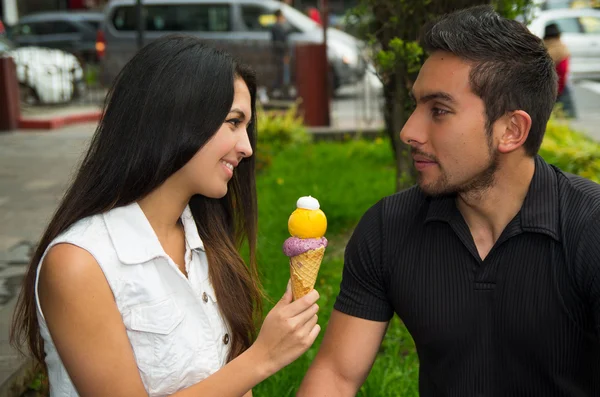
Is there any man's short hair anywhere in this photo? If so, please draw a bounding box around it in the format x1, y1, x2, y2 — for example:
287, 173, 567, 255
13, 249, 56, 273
419, 5, 557, 156
274, 9, 283, 18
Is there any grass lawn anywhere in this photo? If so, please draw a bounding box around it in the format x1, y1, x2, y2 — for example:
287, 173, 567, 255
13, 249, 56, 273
253, 138, 420, 396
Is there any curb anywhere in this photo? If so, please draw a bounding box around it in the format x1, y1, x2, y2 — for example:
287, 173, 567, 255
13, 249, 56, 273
18, 111, 102, 130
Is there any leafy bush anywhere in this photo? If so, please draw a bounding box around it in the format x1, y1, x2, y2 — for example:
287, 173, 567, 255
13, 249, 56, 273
255, 104, 310, 172
540, 117, 600, 183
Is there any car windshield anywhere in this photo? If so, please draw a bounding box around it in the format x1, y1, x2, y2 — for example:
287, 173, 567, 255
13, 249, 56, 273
84, 20, 101, 30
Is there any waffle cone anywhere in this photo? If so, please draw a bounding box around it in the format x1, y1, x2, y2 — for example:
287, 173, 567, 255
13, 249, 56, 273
289, 246, 325, 300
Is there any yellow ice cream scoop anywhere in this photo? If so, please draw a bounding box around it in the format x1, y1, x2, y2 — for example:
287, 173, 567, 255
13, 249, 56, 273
288, 196, 327, 238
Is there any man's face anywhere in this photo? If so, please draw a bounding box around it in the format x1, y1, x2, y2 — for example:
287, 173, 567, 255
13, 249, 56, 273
400, 51, 499, 197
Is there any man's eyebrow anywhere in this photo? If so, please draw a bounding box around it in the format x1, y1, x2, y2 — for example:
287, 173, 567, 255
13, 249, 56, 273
410, 90, 456, 104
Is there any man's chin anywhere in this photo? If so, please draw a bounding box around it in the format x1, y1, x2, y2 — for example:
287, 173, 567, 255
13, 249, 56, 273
417, 181, 455, 198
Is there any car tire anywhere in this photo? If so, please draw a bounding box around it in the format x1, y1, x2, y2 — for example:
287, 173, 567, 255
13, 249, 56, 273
72, 80, 86, 101
328, 67, 339, 98
19, 84, 39, 107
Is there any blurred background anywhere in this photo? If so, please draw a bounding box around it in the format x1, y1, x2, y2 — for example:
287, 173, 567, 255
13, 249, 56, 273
0, 0, 599, 130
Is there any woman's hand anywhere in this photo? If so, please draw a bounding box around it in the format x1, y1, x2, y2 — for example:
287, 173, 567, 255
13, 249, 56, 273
250, 280, 321, 377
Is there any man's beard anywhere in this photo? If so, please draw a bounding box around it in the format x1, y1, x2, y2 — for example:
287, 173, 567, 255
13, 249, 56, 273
417, 140, 499, 198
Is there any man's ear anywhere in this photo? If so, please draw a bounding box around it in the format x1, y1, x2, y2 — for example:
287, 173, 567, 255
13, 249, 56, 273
497, 110, 532, 154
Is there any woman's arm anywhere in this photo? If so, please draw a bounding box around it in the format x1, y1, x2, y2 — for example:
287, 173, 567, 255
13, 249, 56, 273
39, 244, 320, 397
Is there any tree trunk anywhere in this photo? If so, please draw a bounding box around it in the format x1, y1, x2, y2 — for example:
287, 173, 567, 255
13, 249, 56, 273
383, 75, 397, 161
391, 62, 416, 191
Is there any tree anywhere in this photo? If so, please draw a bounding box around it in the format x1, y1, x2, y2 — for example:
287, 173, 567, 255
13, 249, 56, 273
347, 0, 535, 190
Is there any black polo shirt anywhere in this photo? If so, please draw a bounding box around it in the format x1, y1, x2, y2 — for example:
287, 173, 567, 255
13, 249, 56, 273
334, 155, 600, 396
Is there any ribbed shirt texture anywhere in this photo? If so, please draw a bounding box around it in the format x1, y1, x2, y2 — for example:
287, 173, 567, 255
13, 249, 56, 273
335, 155, 600, 396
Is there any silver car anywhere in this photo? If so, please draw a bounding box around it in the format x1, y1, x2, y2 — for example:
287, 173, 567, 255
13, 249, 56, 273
527, 8, 600, 81
98, 0, 367, 93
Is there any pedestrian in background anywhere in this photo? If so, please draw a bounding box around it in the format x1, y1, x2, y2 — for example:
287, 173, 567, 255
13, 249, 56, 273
544, 23, 577, 118
270, 9, 291, 98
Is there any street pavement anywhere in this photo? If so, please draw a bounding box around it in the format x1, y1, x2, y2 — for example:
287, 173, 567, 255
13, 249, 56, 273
571, 80, 600, 140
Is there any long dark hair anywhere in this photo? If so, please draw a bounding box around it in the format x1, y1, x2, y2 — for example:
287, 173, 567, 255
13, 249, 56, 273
11, 34, 262, 366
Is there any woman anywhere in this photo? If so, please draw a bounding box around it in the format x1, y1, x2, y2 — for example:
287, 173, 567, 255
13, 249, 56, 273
543, 23, 577, 118
10, 34, 320, 396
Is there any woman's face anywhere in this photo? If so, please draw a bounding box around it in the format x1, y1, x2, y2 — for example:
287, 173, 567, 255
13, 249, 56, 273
179, 77, 253, 199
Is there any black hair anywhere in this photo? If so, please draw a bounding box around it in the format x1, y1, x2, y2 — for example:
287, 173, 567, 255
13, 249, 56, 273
420, 5, 558, 156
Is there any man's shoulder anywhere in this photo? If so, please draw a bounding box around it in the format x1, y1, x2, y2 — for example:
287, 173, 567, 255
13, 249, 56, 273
380, 185, 427, 215
555, 165, 600, 214
358, 185, 426, 228
551, 165, 600, 249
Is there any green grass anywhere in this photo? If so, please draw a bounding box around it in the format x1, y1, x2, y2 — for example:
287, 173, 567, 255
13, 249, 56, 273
253, 138, 419, 396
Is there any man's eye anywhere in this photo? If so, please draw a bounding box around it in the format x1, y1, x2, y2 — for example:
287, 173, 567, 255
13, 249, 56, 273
432, 108, 450, 117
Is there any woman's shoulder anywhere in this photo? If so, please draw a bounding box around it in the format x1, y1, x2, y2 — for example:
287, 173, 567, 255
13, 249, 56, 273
41, 241, 103, 292
42, 212, 116, 276
38, 212, 120, 313
52, 212, 106, 245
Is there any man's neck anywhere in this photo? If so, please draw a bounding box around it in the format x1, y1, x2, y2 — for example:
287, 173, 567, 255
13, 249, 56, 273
456, 155, 536, 257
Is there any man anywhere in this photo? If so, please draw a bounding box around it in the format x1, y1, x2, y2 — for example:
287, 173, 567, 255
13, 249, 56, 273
298, 5, 600, 396
270, 9, 290, 98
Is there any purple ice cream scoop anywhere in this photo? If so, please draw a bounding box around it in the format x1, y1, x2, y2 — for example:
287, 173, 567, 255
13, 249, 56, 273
283, 237, 328, 257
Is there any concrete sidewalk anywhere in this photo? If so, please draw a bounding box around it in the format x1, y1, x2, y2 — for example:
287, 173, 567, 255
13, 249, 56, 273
0, 123, 97, 395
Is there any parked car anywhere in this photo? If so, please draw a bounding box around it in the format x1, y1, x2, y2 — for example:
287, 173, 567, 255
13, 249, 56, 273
533, 0, 600, 10
10, 11, 104, 64
0, 36, 85, 105
527, 8, 600, 80
98, 0, 367, 93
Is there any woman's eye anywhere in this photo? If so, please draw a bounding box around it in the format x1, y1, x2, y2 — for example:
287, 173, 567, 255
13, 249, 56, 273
227, 118, 242, 127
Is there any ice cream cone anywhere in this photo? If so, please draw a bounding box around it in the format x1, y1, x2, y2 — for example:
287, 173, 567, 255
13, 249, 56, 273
289, 246, 325, 300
